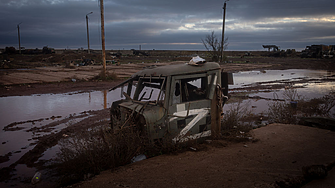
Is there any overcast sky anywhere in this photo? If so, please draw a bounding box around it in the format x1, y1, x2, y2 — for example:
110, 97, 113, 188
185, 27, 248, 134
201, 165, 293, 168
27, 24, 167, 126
1, 0, 334, 51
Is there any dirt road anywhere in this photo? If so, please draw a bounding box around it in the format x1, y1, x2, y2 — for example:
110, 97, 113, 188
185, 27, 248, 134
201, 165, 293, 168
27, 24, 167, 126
0, 61, 273, 97
1, 56, 333, 97
0, 61, 274, 86
72, 124, 335, 188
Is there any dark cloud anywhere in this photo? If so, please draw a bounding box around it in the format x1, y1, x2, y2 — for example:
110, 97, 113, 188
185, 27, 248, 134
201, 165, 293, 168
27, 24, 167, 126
0, 0, 334, 50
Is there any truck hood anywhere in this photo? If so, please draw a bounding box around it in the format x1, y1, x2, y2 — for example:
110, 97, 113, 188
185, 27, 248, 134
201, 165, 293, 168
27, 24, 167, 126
119, 101, 166, 126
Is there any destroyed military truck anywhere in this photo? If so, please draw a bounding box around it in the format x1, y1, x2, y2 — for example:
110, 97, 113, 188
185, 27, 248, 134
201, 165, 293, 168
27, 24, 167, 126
110, 60, 233, 142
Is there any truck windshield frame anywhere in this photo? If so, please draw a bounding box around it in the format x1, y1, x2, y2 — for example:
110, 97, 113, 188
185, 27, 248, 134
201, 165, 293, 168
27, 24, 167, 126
133, 77, 166, 104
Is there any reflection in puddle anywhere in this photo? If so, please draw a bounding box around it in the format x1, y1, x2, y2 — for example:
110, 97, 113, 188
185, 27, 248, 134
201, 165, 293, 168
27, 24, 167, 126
0, 88, 125, 128
226, 69, 335, 126
232, 69, 334, 88
232, 69, 335, 101
0, 88, 133, 168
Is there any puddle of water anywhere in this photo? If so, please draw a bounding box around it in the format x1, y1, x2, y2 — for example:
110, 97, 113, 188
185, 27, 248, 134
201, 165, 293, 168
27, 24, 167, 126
0, 88, 126, 128
231, 69, 334, 88
0, 87, 137, 168
39, 145, 60, 161
0, 84, 138, 168
0, 114, 94, 168
224, 99, 270, 115
248, 83, 335, 100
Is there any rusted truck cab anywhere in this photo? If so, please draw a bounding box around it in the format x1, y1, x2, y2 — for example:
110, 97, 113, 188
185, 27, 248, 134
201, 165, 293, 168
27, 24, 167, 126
110, 62, 232, 142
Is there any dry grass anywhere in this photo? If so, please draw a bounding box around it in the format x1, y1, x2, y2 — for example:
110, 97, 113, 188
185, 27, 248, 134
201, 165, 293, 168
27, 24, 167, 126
220, 100, 254, 142
267, 101, 298, 124
221, 100, 253, 130
55, 124, 145, 185
54, 123, 186, 186
283, 85, 302, 101
268, 90, 335, 124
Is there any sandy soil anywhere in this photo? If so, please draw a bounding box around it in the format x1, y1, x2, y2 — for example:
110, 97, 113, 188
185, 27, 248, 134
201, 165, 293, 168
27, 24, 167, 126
73, 124, 335, 188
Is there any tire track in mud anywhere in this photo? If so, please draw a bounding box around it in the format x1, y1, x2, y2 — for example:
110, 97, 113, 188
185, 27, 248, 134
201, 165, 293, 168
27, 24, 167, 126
3, 116, 62, 132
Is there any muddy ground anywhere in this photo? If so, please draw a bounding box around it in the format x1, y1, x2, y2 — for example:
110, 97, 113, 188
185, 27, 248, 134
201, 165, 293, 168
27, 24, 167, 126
73, 124, 335, 188
1, 54, 334, 96
0, 53, 335, 187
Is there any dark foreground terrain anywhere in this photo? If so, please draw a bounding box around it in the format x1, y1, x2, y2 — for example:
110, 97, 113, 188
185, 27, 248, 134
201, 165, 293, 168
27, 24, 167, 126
73, 123, 335, 188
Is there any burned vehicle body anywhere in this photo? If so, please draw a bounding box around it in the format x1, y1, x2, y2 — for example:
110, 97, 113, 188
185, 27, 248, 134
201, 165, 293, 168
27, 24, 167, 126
110, 62, 231, 142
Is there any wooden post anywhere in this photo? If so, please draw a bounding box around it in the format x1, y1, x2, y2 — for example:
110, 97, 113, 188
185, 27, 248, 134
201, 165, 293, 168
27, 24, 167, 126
100, 0, 106, 77
103, 90, 107, 109
211, 86, 221, 138
17, 23, 22, 54
86, 12, 92, 54
220, 1, 227, 62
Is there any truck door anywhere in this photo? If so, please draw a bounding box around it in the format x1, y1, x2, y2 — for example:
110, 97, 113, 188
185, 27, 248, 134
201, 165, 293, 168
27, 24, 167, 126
168, 71, 219, 142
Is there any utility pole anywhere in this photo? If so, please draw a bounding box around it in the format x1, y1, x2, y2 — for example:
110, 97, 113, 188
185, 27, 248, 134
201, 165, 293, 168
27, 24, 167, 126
100, 0, 106, 77
17, 22, 22, 54
221, 0, 228, 62
86, 12, 93, 54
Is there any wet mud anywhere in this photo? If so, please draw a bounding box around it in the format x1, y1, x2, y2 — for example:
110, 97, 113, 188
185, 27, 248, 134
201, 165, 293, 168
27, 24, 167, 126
0, 109, 110, 186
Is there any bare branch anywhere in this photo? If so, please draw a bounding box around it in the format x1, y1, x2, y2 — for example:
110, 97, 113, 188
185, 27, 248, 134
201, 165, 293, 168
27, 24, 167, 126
201, 31, 228, 62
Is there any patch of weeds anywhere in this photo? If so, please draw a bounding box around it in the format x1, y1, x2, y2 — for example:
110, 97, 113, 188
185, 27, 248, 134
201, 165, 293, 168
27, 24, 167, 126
55, 125, 145, 186
221, 100, 254, 142
92, 70, 118, 81
283, 85, 302, 101
268, 88, 335, 124
298, 92, 335, 117
54, 124, 186, 186
268, 86, 301, 124
221, 100, 253, 130
268, 101, 298, 124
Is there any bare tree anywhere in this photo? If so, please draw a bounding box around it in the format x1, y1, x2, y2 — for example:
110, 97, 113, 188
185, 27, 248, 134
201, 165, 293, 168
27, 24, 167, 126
202, 31, 228, 62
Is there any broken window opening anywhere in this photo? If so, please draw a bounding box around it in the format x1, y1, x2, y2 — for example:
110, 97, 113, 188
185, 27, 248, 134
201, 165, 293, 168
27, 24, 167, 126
181, 77, 208, 102
175, 82, 180, 96
135, 78, 166, 103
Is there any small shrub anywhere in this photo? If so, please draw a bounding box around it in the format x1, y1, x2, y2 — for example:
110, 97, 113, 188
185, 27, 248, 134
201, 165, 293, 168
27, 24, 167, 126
221, 100, 254, 141
221, 100, 253, 130
268, 91, 335, 124
92, 70, 118, 81
298, 92, 335, 117
55, 124, 146, 185
267, 101, 298, 124
283, 85, 302, 101
54, 123, 184, 186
